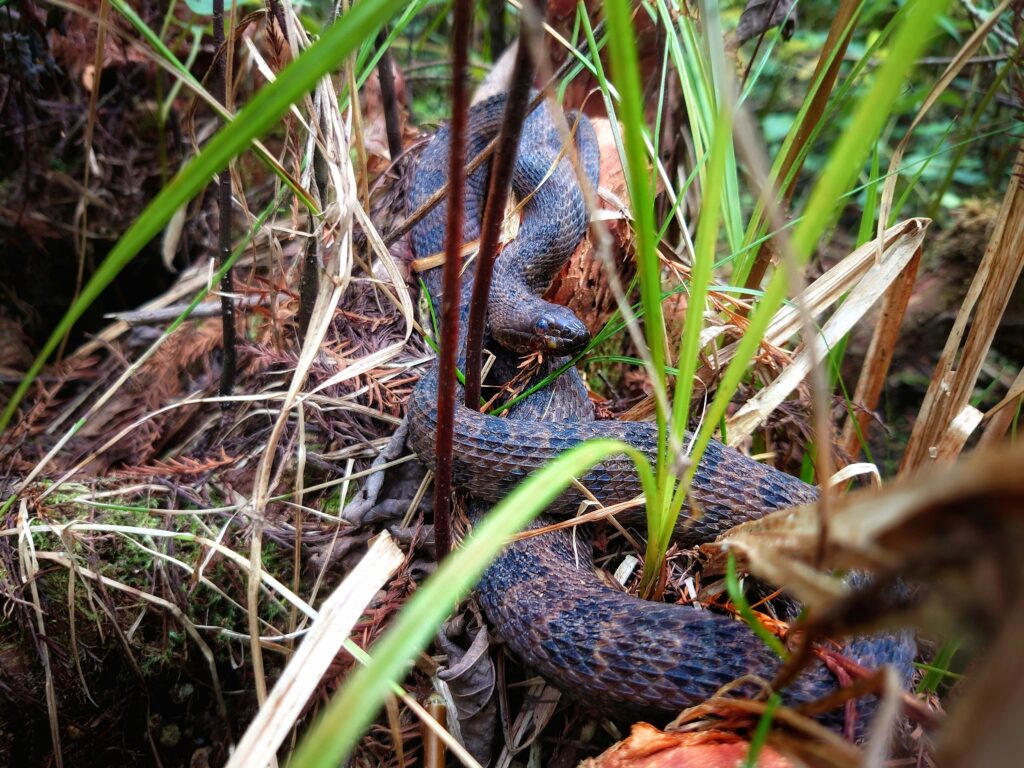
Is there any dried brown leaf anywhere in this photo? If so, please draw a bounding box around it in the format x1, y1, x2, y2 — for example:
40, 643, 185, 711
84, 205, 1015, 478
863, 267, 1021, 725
436, 624, 497, 765
581, 722, 796, 768
707, 441, 1024, 627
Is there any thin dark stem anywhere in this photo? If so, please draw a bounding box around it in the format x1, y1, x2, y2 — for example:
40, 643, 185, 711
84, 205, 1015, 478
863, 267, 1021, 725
489, 0, 506, 60
432, 0, 473, 560
297, 136, 327, 338
376, 30, 404, 162
463, 16, 539, 409
214, 0, 236, 398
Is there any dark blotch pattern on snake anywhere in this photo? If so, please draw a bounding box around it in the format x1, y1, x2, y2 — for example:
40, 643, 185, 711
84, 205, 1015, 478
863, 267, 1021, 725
405, 94, 914, 723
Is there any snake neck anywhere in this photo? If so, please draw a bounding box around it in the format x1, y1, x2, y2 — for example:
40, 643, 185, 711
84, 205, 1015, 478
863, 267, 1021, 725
409, 94, 600, 361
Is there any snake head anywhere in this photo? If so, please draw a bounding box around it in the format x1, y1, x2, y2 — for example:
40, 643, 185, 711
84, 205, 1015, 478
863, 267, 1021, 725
491, 302, 590, 355
533, 307, 590, 355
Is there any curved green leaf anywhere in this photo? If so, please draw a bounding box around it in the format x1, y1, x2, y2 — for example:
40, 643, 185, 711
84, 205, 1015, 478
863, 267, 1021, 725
288, 438, 653, 768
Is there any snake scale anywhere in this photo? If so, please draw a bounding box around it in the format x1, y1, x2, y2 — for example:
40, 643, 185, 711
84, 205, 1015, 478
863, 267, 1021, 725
404, 94, 914, 723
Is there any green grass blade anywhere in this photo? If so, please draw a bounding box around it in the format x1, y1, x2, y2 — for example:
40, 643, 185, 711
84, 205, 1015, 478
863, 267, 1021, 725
917, 638, 960, 693
735, 6, 871, 284
791, 0, 951, 260
744, 692, 782, 767
0, 0, 407, 434
856, 141, 883, 247
726, 552, 788, 659
667, 3, 742, 252
665, 103, 730, 526
604, 0, 666, 399
287, 438, 654, 768
603, 0, 671, 545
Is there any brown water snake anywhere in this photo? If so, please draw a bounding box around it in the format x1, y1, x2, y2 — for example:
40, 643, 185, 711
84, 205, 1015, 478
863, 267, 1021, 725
403, 93, 915, 724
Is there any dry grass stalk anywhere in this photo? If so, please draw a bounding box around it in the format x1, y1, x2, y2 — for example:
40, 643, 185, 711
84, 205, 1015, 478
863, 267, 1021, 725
32, 548, 229, 715
16, 499, 64, 768
244, 5, 361, 709
901, 140, 1024, 472
841, 0, 1016, 459
978, 366, 1024, 446
12, 519, 319, 619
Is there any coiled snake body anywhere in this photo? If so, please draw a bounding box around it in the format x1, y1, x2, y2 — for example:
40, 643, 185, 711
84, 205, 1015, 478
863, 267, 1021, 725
406, 95, 913, 720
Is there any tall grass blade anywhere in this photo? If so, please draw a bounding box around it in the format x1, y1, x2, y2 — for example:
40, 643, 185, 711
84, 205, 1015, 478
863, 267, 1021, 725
603, 0, 667, 427
0, 0, 407, 433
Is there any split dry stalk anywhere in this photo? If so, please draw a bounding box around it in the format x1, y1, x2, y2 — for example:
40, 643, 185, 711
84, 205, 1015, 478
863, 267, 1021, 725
901, 139, 1024, 472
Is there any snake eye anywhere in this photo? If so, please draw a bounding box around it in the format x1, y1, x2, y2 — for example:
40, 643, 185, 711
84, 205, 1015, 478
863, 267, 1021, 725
534, 317, 551, 334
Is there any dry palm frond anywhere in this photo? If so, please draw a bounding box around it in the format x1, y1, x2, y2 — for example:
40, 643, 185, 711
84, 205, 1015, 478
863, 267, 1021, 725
725, 219, 930, 443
